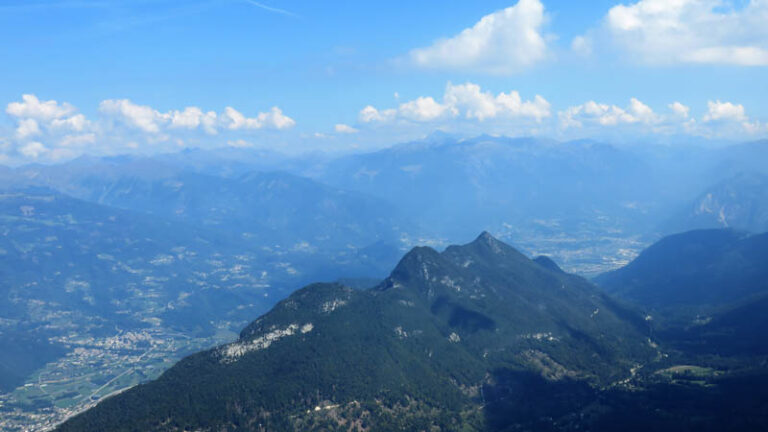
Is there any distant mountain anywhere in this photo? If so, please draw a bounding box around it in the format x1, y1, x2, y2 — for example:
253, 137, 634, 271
318, 136, 661, 237
313, 135, 722, 274
10, 159, 408, 253
58, 233, 660, 431
663, 173, 768, 234
595, 229, 768, 316
710, 140, 768, 178
88, 170, 406, 249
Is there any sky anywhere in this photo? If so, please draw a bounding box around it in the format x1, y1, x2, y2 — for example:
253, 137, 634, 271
1, 0, 767, 163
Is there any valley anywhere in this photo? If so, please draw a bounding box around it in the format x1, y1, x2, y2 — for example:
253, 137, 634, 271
3, 1, 768, 429
0, 136, 766, 431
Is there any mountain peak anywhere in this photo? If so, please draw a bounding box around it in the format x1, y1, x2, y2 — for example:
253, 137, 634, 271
385, 246, 443, 288
473, 231, 501, 247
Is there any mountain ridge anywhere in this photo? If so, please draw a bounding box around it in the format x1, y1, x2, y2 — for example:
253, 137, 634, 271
57, 232, 656, 432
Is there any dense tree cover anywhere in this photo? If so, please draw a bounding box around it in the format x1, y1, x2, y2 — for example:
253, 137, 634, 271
57, 232, 768, 431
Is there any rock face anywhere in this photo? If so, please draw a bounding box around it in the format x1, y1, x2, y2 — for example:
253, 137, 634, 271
57, 232, 768, 432
663, 173, 768, 234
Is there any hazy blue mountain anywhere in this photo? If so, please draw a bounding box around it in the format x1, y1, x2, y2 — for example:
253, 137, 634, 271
710, 140, 768, 178
312, 135, 733, 274
663, 173, 768, 234
10, 157, 410, 255
318, 136, 660, 236
57, 233, 661, 431
75, 170, 407, 251
595, 229, 768, 324
7, 137, 767, 276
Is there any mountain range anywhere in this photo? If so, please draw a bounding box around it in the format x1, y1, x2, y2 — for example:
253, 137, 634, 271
57, 231, 768, 431
3, 136, 768, 430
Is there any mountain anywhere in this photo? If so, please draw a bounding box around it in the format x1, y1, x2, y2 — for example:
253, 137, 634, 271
595, 229, 768, 315
318, 137, 657, 235
663, 173, 768, 234
595, 229, 768, 361
711, 140, 768, 178
0, 187, 401, 423
11, 159, 408, 253
313, 135, 717, 274
58, 233, 659, 431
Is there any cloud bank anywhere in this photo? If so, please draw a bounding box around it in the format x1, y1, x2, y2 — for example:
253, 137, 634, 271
2, 94, 295, 162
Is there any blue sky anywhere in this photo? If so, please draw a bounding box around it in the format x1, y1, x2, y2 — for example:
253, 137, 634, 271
1, 0, 767, 162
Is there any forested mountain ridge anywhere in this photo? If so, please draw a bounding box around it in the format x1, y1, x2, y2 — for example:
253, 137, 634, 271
57, 233, 658, 431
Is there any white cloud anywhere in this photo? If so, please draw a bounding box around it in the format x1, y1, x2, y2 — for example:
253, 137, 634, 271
603, 0, 768, 66
669, 102, 691, 118
699, 100, 765, 135
51, 114, 89, 132
100, 99, 295, 134
7, 94, 90, 138
560, 98, 659, 128
59, 133, 97, 147
360, 82, 550, 125
409, 0, 550, 74
3, 94, 296, 162
222, 106, 295, 130
6, 94, 75, 120
169, 107, 218, 134
397, 97, 453, 122
19, 141, 48, 159
334, 124, 358, 134
444, 82, 551, 121
359, 106, 397, 123
16, 118, 41, 139
559, 97, 766, 138
702, 100, 747, 122
628, 98, 658, 123
100, 99, 165, 133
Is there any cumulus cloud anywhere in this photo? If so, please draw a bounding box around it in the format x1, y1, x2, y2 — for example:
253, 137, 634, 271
409, 0, 550, 74
3, 94, 296, 162
444, 82, 551, 121
397, 97, 453, 122
559, 98, 659, 128
603, 0, 768, 66
559, 97, 766, 138
699, 100, 764, 134
100, 99, 165, 133
702, 100, 747, 122
99, 99, 295, 134
19, 141, 48, 159
359, 106, 397, 123
6, 94, 76, 120
221, 106, 295, 130
360, 82, 550, 125
7, 94, 90, 139
669, 102, 691, 118
169, 107, 218, 134
334, 124, 358, 134
16, 118, 41, 139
